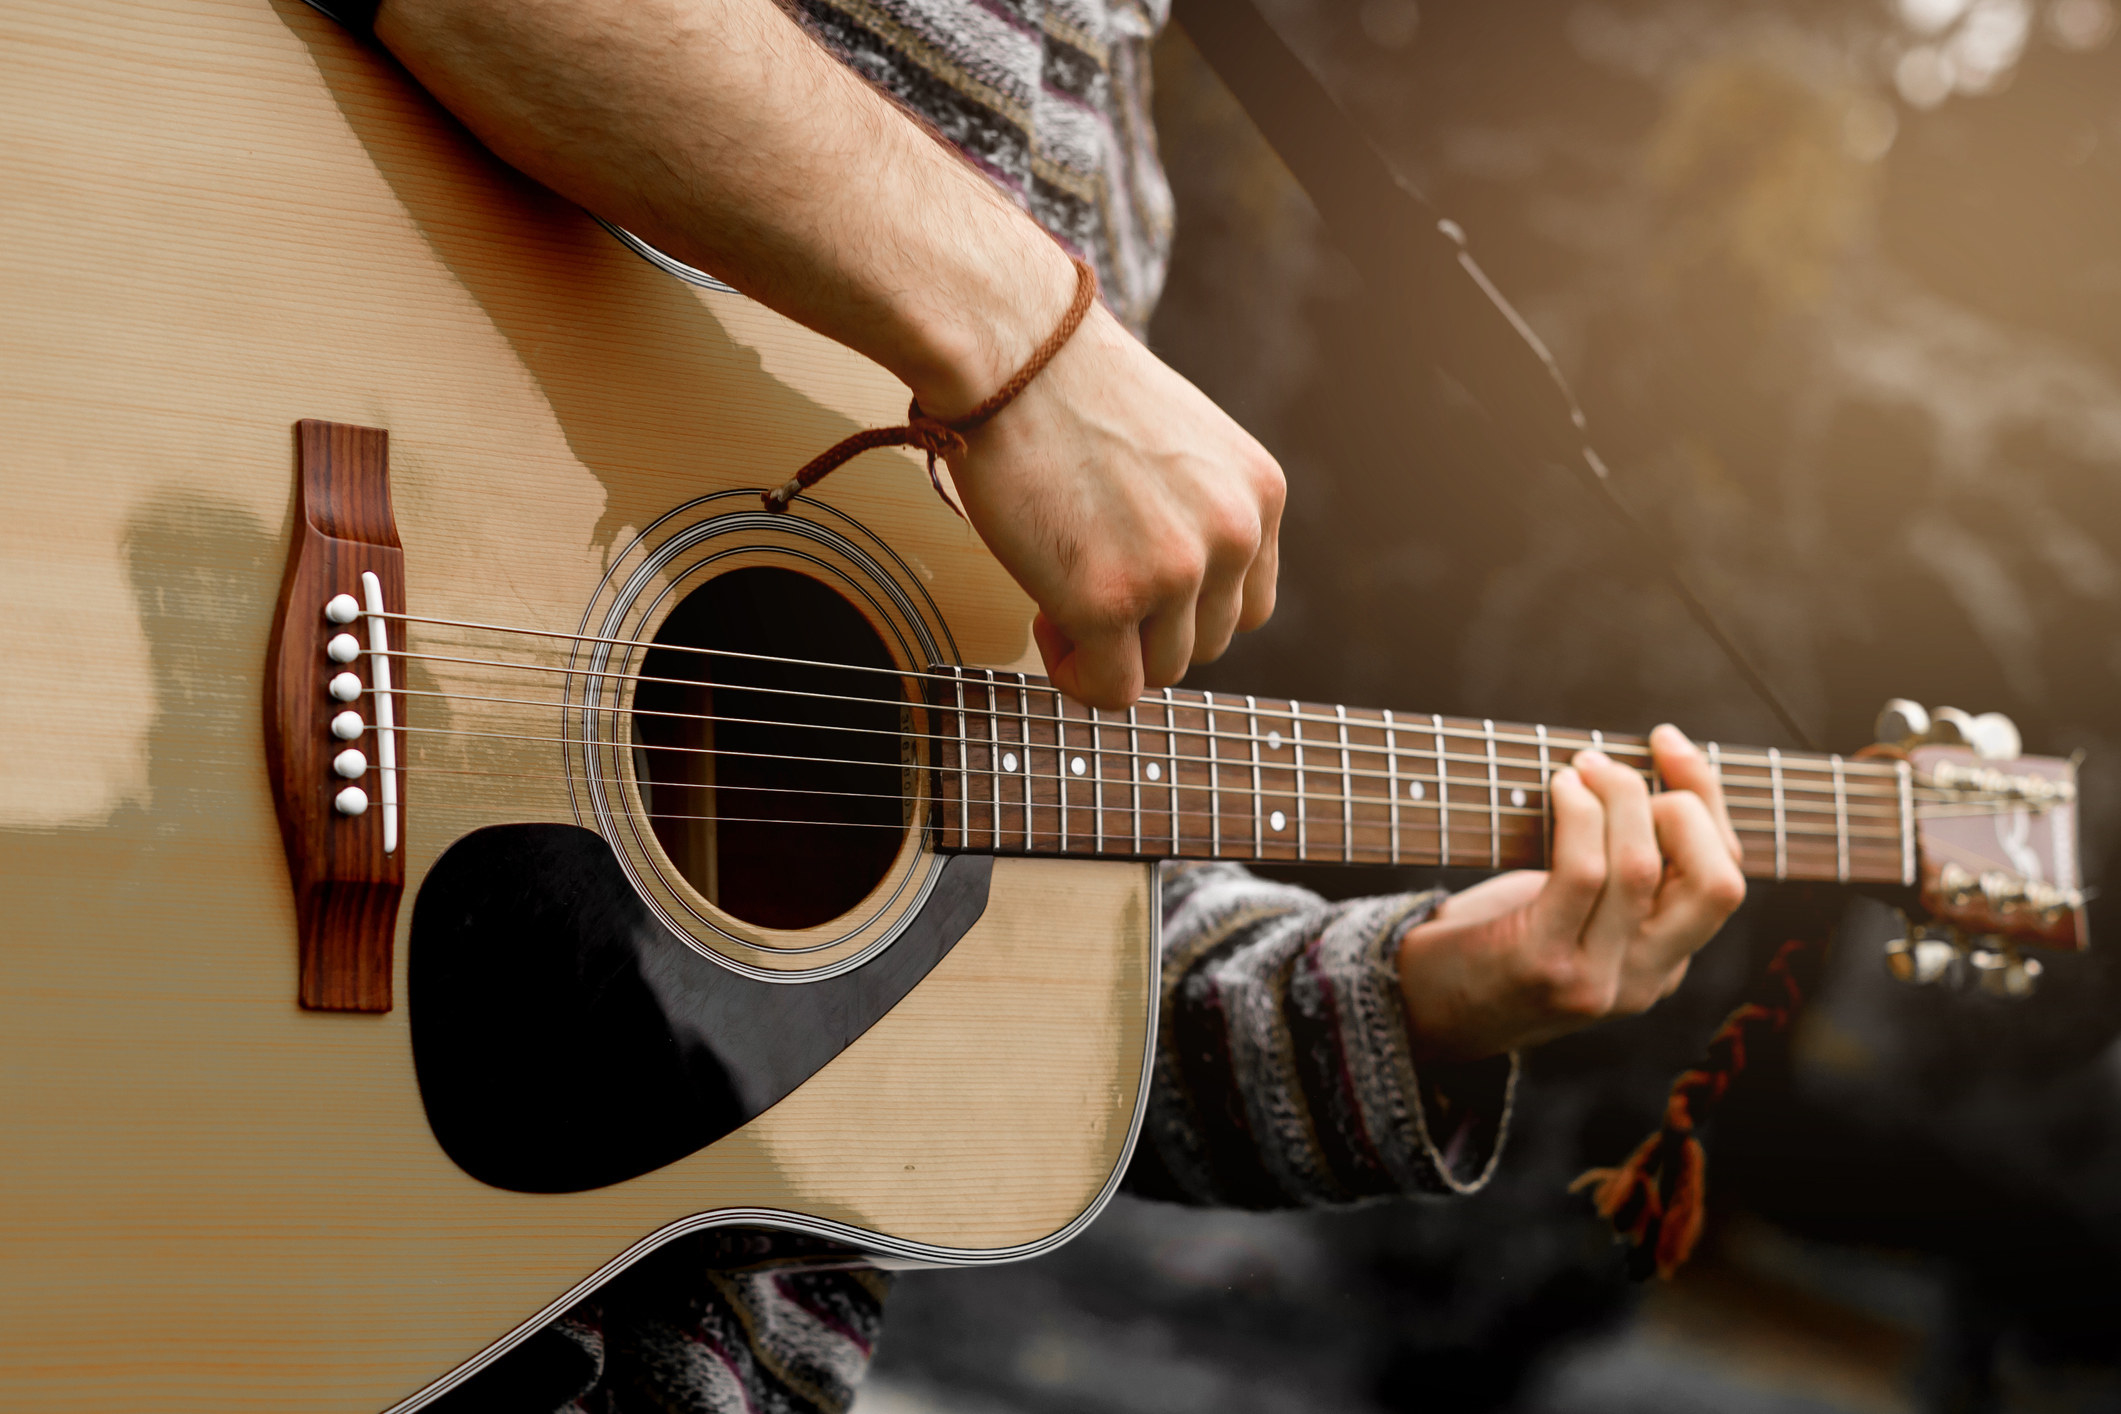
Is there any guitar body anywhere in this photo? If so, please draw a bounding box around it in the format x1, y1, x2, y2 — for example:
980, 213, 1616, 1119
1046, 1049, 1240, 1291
0, 1, 1154, 1408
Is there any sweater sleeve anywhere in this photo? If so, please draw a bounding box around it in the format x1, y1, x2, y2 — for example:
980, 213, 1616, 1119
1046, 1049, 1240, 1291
1124, 861, 1518, 1208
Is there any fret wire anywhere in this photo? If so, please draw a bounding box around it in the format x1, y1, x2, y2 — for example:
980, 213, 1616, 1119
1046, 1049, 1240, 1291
1338, 705, 1354, 865
1484, 718, 1501, 870
951, 672, 970, 850
1128, 703, 1143, 857
1832, 753, 1848, 884
1014, 673, 1032, 851
1898, 759, 1915, 886
984, 673, 1001, 851
1384, 709, 1402, 865
1093, 703, 1105, 855
1213, 691, 1230, 856
1166, 692, 1180, 855
1293, 699, 1308, 857
1433, 714, 1450, 867
1537, 723, 1554, 866
1247, 695, 1264, 857
1769, 747, 1787, 880
1054, 686, 1069, 853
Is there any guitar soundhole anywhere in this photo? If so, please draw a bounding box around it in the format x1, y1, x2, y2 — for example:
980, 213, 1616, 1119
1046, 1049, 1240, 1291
631, 566, 911, 929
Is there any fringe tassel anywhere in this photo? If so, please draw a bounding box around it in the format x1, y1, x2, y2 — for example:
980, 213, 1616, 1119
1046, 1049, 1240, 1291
1571, 937, 1819, 1279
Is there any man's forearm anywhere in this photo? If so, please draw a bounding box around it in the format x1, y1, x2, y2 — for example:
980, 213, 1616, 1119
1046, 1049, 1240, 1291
373, 0, 1074, 419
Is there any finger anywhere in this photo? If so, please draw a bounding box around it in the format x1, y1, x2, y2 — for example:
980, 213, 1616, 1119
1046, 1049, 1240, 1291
1649, 723, 1741, 865
1642, 790, 1748, 972
1189, 561, 1246, 667
1236, 460, 1284, 632
1034, 611, 1144, 710
1528, 765, 1606, 945
1138, 598, 1198, 690
1573, 748, 1660, 963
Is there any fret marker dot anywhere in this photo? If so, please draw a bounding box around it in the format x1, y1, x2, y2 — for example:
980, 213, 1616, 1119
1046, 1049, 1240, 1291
1145, 762, 1162, 781
1001, 752, 1018, 773
1269, 810, 1287, 832
1408, 781, 1425, 801
1268, 730, 1283, 750
1070, 756, 1086, 776
1510, 787, 1527, 808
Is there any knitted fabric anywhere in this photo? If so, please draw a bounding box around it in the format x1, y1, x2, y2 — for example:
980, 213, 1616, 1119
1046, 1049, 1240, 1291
790, 0, 1175, 334
1127, 862, 1517, 1207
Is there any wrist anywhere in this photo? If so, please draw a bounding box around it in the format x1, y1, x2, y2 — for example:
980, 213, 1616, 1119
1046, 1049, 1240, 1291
893, 236, 1082, 423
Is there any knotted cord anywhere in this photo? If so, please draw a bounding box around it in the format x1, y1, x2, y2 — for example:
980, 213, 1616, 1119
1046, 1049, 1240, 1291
1572, 918, 1832, 1279
763, 257, 1100, 516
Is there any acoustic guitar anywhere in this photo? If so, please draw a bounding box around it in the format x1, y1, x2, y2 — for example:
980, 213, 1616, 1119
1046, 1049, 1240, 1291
0, 0, 2086, 1408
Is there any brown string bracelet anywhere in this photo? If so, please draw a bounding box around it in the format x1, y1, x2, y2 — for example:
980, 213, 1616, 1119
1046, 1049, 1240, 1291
763, 256, 1099, 516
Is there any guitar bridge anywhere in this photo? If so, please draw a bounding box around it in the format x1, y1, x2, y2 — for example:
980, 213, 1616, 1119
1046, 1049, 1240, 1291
263, 420, 407, 1011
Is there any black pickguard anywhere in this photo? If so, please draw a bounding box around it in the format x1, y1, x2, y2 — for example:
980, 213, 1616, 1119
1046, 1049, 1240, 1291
409, 824, 992, 1193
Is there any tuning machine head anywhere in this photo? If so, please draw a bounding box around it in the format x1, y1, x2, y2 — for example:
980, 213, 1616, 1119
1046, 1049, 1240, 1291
1874, 698, 2022, 760
1883, 911, 2045, 997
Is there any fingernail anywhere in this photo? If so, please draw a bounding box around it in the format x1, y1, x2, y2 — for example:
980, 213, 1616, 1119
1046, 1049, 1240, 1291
1576, 749, 1608, 768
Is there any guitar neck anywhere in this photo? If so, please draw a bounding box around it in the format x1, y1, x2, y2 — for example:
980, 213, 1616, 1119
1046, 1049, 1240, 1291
928, 667, 1915, 887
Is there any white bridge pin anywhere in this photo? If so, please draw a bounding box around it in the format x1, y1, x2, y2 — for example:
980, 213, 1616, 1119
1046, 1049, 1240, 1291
326, 632, 362, 664
333, 748, 368, 779
324, 593, 360, 624
328, 672, 363, 702
334, 785, 370, 816
331, 710, 364, 741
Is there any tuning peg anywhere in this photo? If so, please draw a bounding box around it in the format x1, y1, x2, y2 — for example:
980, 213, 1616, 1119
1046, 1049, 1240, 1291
1970, 942, 2044, 998
1969, 712, 2022, 761
1876, 699, 1929, 747
1884, 912, 1963, 987
1929, 706, 1976, 747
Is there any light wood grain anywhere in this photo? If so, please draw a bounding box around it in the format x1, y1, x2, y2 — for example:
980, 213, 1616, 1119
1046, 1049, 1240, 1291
0, 1, 1154, 1407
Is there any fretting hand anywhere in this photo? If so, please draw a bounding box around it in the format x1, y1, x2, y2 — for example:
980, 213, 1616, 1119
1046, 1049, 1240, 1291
1395, 725, 1747, 1061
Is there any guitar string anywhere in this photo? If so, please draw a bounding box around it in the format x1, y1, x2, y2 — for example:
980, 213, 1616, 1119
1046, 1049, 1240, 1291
381, 762, 1913, 844
361, 675, 1969, 815
365, 649, 1934, 805
365, 707, 1934, 821
375, 719, 2010, 834
364, 611, 1915, 782
382, 749, 1927, 834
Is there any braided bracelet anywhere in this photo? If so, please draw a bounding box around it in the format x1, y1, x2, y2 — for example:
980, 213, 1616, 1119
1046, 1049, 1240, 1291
763, 256, 1099, 516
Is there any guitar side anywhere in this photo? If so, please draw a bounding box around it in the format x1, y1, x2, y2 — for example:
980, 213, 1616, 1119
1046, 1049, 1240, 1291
0, 2, 1155, 1409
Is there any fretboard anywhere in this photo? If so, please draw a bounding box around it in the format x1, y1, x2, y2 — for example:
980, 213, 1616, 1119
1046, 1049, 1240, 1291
927, 666, 1914, 886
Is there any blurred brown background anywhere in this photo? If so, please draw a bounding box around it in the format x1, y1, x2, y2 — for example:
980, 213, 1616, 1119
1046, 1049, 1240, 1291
863, 3, 2121, 1410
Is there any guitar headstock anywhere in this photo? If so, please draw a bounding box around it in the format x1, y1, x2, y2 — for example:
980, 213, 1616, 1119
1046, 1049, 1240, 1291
1871, 700, 2088, 996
